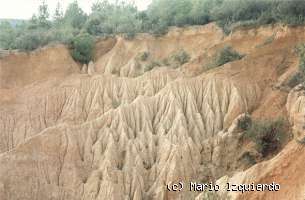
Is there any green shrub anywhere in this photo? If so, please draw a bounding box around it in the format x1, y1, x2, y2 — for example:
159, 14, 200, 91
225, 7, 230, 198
230, 20, 260, 31
144, 60, 161, 72
4, 1, 305, 51
237, 115, 252, 131
244, 118, 286, 157
263, 36, 274, 46
0, 21, 17, 49
296, 44, 305, 76
240, 151, 257, 166
70, 33, 94, 64
150, 21, 168, 36
212, 0, 273, 33
287, 43, 305, 88
162, 57, 170, 66
189, 0, 220, 25
211, 0, 305, 33
297, 137, 305, 145
64, 1, 87, 29
12, 30, 52, 51
287, 72, 304, 88
171, 49, 190, 66
111, 67, 120, 75
275, 1, 305, 25
123, 32, 136, 40
84, 15, 103, 35
137, 51, 150, 61
209, 46, 244, 68
112, 100, 120, 108
49, 27, 76, 44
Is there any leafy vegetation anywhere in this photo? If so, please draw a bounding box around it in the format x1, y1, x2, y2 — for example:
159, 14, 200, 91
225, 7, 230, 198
144, 60, 161, 72
70, 33, 95, 64
0, 21, 18, 49
171, 49, 191, 66
296, 136, 305, 145
287, 72, 304, 88
137, 51, 150, 61
162, 58, 170, 66
1, 0, 305, 56
212, 0, 305, 34
237, 115, 252, 131
286, 43, 305, 87
296, 44, 305, 76
209, 46, 244, 68
141, 49, 190, 71
240, 152, 257, 166
243, 118, 286, 157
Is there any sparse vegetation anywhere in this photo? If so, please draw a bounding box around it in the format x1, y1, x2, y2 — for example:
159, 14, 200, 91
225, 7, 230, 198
208, 46, 244, 69
162, 57, 170, 66
243, 118, 286, 157
286, 43, 305, 87
296, 137, 305, 145
263, 35, 275, 45
144, 60, 161, 72
112, 100, 120, 109
237, 115, 252, 131
111, 67, 120, 75
123, 32, 136, 40
141, 50, 190, 71
287, 72, 304, 88
137, 51, 150, 61
154, 50, 192, 69
296, 44, 305, 76
240, 152, 257, 166
171, 49, 191, 66
256, 34, 275, 48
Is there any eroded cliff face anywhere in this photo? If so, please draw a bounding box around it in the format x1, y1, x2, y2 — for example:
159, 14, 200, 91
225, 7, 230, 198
0, 23, 305, 200
0, 44, 79, 89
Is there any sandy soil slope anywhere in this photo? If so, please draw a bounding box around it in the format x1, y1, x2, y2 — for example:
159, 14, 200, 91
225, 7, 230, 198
0, 23, 305, 200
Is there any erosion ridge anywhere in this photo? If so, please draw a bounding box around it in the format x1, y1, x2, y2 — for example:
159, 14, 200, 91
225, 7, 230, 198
0, 23, 305, 200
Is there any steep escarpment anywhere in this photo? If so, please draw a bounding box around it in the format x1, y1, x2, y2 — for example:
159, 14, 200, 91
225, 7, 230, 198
1, 23, 305, 200
94, 24, 224, 77
215, 87, 305, 200
0, 45, 79, 89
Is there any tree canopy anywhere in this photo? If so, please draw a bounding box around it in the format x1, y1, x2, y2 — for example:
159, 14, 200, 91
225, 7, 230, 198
1, 0, 305, 61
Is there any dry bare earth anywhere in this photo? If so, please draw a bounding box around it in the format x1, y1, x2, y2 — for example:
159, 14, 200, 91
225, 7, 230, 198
0, 23, 305, 200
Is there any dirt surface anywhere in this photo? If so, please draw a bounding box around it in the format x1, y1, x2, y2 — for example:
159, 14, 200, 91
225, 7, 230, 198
0, 23, 305, 200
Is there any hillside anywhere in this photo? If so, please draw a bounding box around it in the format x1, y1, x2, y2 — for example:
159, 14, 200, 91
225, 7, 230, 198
0, 23, 305, 200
